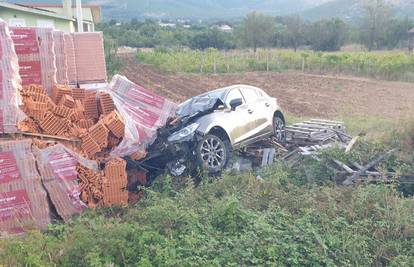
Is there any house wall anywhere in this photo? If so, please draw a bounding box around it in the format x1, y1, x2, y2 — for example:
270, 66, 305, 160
0, 8, 74, 32
34, 7, 96, 32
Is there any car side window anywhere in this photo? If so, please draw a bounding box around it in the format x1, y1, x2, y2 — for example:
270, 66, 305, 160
225, 89, 244, 107
240, 88, 259, 103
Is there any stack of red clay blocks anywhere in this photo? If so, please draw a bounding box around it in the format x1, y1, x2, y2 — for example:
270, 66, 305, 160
103, 158, 128, 206
19, 84, 125, 159
77, 157, 128, 208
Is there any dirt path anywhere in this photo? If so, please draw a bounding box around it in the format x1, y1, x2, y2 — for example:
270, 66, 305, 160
120, 54, 414, 119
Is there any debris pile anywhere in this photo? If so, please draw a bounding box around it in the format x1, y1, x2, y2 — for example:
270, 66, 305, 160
19, 84, 125, 159
0, 19, 169, 236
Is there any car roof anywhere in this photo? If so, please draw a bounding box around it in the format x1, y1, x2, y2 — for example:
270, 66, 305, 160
201, 84, 262, 97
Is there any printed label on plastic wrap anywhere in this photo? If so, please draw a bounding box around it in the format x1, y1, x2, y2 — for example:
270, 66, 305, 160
0, 109, 3, 133
9, 28, 39, 55
48, 151, 78, 182
66, 186, 85, 212
0, 189, 31, 222
124, 83, 166, 109
0, 38, 3, 59
0, 67, 3, 100
19, 61, 42, 85
0, 152, 21, 184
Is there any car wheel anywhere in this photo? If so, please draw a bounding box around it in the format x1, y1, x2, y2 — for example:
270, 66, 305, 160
197, 134, 231, 174
273, 115, 286, 143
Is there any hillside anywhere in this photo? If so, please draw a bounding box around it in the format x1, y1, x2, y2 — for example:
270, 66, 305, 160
301, 0, 414, 22
15, 0, 331, 20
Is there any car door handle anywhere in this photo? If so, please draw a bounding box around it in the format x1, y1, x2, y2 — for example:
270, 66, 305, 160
248, 109, 254, 114
265, 103, 270, 107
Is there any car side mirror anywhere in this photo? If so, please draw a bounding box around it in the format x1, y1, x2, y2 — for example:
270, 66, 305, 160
229, 98, 243, 111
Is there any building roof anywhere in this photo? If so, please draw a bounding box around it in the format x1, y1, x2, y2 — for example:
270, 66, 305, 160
0, 2, 74, 21
409, 28, 414, 34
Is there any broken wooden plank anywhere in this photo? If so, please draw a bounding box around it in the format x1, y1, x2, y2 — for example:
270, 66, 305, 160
331, 159, 355, 174
17, 131, 81, 142
345, 136, 360, 153
343, 149, 398, 186
310, 119, 345, 125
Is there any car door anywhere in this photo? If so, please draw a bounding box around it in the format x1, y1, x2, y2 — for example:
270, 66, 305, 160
239, 87, 272, 141
223, 88, 258, 144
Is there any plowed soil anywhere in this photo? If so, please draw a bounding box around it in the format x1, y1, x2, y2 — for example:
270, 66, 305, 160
120, 54, 414, 119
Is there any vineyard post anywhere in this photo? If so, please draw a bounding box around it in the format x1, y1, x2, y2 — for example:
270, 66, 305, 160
200, 53, 204, 74
266, 51, 269, 72
213, 55, 217, 74
301, 57, 305, 72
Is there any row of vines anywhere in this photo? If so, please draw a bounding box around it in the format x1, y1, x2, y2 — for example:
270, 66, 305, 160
137, 48, 414, 82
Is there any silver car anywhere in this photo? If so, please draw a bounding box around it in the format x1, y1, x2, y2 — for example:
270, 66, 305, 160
164, 85, 285, 174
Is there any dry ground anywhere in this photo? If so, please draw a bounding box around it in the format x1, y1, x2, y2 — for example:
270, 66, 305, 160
120, 55, 414, 120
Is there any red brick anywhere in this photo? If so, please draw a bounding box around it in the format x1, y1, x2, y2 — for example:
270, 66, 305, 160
51, 85, 72, 104
88, 121, 109, 149
53, 105, 74, 119
39, 112, 68, 135
84, 91, 99, 120
58, 94, 75, 108
98, 92, 115, 115
102, 111, 125, 138
80, 133, 101, 157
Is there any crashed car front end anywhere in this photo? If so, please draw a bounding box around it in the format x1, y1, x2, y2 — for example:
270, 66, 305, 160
133, 95, 226, 179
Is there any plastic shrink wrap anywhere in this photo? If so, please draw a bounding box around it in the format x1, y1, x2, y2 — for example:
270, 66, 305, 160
10, 26, 57, 94
0, 19, 24, 134
107, 75, 177, 157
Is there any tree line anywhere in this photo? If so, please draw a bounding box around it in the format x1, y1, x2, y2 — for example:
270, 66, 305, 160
98, 0, 413, 52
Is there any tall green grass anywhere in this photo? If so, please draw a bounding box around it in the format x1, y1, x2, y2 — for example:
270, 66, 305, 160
137, 48, 414, 82
1, 138, 414, 266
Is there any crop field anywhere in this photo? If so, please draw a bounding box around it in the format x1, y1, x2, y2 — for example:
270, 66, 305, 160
123, 54, 414, 135
136, 49, 414, 83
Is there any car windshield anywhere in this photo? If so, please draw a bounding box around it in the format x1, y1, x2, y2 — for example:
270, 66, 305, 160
176, 89, 227, 118
198, 89, 226, 100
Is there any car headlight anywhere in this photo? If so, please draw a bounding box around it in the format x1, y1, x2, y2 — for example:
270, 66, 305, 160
168, 123, 200, 142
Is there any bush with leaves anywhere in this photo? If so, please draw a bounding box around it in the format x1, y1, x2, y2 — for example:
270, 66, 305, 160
1, 139, 414, 266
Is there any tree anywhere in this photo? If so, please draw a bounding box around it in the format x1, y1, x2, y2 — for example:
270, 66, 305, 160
308, 18, 348, 51
190, 28, 235, 50
383, 17, 414, 49
238, 12, 276, 52
283, 16, 306, 52
360, 0, 393, 50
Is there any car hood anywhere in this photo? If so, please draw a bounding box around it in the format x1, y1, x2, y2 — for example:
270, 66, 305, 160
176, 95, 224, 119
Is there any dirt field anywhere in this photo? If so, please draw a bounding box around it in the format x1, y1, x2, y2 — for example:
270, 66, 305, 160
120, 54, 414, 119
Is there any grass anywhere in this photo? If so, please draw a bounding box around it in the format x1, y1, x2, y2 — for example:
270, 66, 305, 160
1, 117, 413, 267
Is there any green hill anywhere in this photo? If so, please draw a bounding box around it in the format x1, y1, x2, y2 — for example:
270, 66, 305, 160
301, 0, 414, 22
14, 0, 330, 20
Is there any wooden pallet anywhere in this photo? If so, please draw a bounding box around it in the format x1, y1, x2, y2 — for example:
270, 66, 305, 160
285, 119, 349, 146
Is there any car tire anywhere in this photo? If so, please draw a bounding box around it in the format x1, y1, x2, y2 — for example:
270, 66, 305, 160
196, 134, 231, 174
273, 114, 286, 143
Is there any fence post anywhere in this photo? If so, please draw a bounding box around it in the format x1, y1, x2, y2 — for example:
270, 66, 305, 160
200, 53, 204, 74
301, 57, 305, 72
214, 55, 217, 75
266, 51, 269, 72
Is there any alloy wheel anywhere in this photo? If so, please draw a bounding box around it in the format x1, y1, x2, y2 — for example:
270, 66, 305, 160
200, 136, 225, 169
